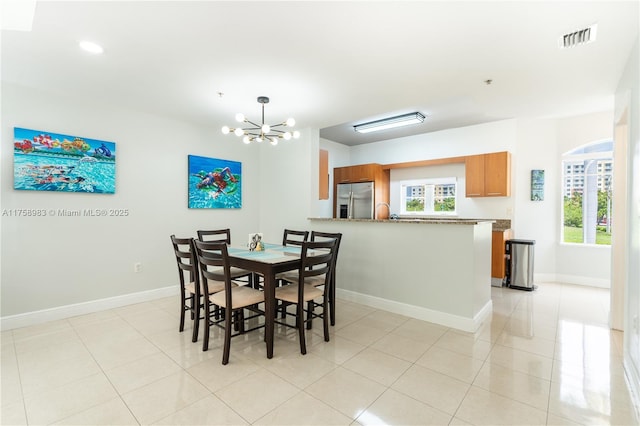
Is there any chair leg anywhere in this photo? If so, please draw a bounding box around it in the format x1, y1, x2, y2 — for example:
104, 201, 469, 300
192, 296, 200, 343
323, 298, 330, 342
222, 308, 232, 365
179, 292, 187, 332
297, 303, 307, 355
202, 303, 210, 352
306, 300, 314, 330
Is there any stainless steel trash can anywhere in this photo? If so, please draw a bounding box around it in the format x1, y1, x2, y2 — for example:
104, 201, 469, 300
505, 239, 536, 291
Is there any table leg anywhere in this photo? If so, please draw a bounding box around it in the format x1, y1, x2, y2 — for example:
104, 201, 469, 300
264, 273, 275, 358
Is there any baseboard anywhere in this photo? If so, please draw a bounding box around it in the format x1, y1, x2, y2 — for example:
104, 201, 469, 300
0, 286, 178, 331
553, 274, 611, 289
336, 288, 492, 332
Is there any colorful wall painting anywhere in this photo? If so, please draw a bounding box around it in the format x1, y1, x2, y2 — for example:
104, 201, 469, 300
188, 155, 242, 209
13, 127, 116, 194
531, 169, 545, 201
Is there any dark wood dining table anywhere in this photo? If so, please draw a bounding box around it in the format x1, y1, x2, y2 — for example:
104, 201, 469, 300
226, 244, 303, 359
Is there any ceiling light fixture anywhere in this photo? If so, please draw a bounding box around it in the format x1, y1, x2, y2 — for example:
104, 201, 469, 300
222, 96, 300, 146
354, 112, 426, 134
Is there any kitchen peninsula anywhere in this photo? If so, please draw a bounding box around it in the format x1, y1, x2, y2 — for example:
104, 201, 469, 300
308, 217, 494, 332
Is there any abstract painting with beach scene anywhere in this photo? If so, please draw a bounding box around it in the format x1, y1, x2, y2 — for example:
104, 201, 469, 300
188, 155, 242, 209
13, 127, 116, 194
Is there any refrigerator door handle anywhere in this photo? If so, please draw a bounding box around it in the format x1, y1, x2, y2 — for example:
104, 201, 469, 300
348, 191, 354, 219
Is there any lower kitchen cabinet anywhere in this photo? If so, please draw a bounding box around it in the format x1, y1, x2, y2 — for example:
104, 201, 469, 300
492, 229, 513, 279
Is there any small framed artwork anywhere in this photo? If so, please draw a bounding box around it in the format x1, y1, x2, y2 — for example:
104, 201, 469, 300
531, 169, 544, 201
13, 127, 116, 193
188, 155, 242, 208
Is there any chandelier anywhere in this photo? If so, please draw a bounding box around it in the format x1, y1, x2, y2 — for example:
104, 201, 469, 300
222, 96, 300, 145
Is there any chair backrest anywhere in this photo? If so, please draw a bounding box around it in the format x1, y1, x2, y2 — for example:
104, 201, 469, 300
193, 240, 233, 305
283, 229, 309, 247
170, 235, 198, 289
299, 239, 337, 290
310, 231, 342, 259
197, 229, 231, 244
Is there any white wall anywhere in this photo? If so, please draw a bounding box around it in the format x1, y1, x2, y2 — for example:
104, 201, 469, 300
615, 37, 640, 406
315, 138, 350, 218
1, 82, 261, 319
257, 127, 316, 241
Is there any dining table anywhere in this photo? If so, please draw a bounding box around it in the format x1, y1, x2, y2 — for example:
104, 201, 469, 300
226, 243, 305, 359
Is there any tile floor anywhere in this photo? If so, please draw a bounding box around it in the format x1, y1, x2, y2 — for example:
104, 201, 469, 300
1, 282, 639, 425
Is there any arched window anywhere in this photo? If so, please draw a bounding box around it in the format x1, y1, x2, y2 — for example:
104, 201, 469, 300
561, 140, 613, 245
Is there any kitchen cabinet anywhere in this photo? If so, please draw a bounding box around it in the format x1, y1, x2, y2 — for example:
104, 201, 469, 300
465, 151, 511, 197
334, 163, 379, 184
333, 163, 389, 218
319, 149, 329, 200
492, 229, 513, 279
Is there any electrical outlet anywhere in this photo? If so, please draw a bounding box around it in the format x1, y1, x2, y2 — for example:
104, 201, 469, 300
134, 262, 142, 273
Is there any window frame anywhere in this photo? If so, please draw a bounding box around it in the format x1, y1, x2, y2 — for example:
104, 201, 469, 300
560, 141, 613, 246
399, 177, 457, 217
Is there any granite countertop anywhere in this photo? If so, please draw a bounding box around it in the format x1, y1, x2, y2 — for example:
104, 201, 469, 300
309, 217, 511, 230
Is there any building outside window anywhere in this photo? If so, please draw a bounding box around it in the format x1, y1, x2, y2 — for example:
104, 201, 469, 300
562, 140, 613, 245
400, 178, 456, 215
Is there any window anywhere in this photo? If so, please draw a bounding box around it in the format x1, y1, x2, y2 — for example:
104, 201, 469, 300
562, 140, 613, 245
400, 178, 456, 215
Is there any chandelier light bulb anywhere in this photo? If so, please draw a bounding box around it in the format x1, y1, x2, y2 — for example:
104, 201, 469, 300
270, 138, 278, 146
234, 128, 244, 137
243, 136, 251, 144
293, 130, 301, 139
221, 126, 230, 135
256, 136, 263, 143
283, 132, 292, 140
286, 118, 295, 127
261, 124, 270, 134
235, 113, 245, 122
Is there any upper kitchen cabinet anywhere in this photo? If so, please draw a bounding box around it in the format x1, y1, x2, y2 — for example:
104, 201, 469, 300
465, 151, 511, 197
334, 163, 380, 184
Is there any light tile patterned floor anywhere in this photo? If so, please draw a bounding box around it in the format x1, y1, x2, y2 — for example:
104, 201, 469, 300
1, 282, 639, 425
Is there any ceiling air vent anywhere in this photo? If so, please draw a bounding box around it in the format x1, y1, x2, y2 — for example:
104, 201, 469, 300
559, 24, 597, 48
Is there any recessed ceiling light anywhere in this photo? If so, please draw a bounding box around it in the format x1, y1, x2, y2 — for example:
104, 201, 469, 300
79, 40, 104, 54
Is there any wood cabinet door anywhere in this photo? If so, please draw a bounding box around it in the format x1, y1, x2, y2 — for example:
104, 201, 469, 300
491, 231, 506, 278
350, 164, 377, 182
484, 152, 511, 196
465, 155, 485, 197
334, 167, 353, 184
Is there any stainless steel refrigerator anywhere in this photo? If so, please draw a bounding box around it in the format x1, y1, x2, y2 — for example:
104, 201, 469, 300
336, 182, 374, 219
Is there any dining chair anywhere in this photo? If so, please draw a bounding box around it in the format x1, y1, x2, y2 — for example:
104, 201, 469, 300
193, 240, 265, 364
196, 229, 255, 287
310, 231, 342, 326
170, 235, 206, 343
274, 238, 337, 355
282, 229, 309, 246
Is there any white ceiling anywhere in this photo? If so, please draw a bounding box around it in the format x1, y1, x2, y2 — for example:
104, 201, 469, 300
1, 1, 638, 146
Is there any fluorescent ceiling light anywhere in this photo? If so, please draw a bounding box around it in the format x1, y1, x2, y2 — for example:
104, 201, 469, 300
354, 112, 425, 134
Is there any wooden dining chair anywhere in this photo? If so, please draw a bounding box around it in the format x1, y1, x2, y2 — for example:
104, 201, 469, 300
193, 240, 265, 364
310, 231, 342, 326
170, 235, 207, 342
274, 238, 337, 355
282, 229, 309, 246
196, 229, 255, 287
